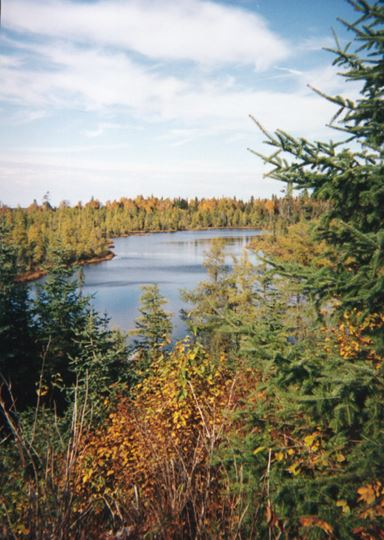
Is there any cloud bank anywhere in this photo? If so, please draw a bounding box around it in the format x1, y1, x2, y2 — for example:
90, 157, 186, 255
5, 0, 288, 68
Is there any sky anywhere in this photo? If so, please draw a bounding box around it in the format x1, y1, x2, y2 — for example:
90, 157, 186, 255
0, 0, 359, 207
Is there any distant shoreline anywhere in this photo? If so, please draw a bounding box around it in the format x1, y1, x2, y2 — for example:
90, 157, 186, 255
16, 226, 261, 283
16, 250, 115, 283
111, 225, 261, 238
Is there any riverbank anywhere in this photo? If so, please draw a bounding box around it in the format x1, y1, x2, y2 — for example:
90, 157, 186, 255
16, 250, 115, 283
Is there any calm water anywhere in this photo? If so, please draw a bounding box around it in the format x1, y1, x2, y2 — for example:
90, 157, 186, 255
81, 229, 261, 339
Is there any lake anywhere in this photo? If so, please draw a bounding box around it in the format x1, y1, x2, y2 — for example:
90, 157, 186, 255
81, 229, 261, 339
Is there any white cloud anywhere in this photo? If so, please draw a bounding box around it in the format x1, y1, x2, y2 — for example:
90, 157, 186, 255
0, 40, 344, 138
83, 121, 139, 138
0, 54, 23, 68
301, 64, 348, 94
83, 125, 107, 138
0, 43, 187, 111
274, 66, 304, 76
298, 35, 335, 52
1, 0, 350, 138
0, 0, 358, 206
5, 0, 289, 69
12, 109, 47, 124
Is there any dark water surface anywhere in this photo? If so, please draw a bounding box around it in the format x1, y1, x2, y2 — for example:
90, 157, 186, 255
82, 229, 261, 339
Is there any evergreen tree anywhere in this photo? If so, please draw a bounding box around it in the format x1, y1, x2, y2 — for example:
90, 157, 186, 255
131, 284, 173, 359
68, 311, 128, 420
181, 239, 231, 350
249, 0, 384, 315
227, 2, 384, 536
32, 259, 93, 410
0, 225, 37, 408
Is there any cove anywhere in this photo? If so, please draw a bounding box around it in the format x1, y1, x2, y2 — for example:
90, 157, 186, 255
81, 229, 261, 340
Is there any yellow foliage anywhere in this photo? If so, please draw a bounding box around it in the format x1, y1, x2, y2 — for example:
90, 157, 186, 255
75, 339, 235, 534
274, 451, 284, 462
357, 483, 381, 505
356, 481, 384, 526
287, 462, 300, 476
303, 432, 320, 451
250, 221, 332, 268
336, 311, 384, 366
336, 499, 350, 515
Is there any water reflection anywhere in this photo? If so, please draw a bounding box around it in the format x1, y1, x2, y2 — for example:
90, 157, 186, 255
165, 235, 257, 247
81, 229, 261, 339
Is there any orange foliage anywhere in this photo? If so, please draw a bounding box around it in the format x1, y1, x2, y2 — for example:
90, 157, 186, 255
264, 199, 276, 214
75, 340, 236, 537
299, 515, 334, 536
357, 481, 384, 519
353, 481, 384, 540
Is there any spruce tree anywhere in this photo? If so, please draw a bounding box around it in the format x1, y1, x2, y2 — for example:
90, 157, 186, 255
224, 2, 384, 536
0, 225, 37, 409
181, 239, 232, 351
131, 284, 173, 355
249, 0, 384, 315
32, 260, 93, 410
68, 311, 128, 420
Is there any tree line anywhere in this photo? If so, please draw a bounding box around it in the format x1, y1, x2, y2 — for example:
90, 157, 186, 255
0, 194, 326, 277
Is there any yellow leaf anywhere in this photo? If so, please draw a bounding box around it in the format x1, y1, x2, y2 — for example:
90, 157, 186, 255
336, 499, 350, 514
36, 384, 49, 397
82, 473, 90, 484
253, 446, 266, 455
275, 451, 284, 462
304, 434, 316, 448
287, 462, 300, 476
357, 484, 376, 505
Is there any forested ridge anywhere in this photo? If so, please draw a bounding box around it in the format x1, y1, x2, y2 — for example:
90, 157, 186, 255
1, 2, 383, 539
1, 194, 325, 279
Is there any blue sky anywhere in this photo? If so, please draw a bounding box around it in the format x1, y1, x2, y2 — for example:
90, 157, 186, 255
1, 0, 358, 207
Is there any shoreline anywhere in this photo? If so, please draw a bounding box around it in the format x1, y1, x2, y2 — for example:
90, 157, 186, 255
16, 226, 261, 283
111, 225, 261, 239
16, 250, 116, 283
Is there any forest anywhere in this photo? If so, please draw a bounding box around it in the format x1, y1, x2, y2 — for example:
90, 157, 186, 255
0, 193, 325, 280
0, 1, 383, 539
